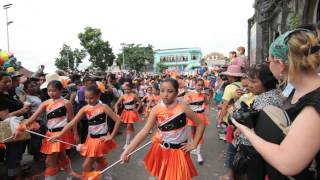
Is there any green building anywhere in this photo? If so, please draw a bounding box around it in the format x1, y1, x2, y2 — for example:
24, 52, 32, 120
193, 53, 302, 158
153, 48, 203, 72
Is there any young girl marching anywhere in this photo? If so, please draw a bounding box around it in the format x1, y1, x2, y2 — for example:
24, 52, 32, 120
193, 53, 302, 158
120, 78, 205, 180
177, 77, 187, 101
51, 85, 121, 180
184, 78, 209, 164
143, 85, 161, 122
144, 85, 161, 134
114, 82, 142, 149
18, 80, 79, 180
141, 86, 152, 121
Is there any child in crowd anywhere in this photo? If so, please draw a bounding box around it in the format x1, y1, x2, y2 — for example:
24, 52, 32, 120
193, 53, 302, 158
177, 77, 187, 101
50, 85, 122, 179
114, 82, 142, 149
141, 86, 152, 121
18, 80, 79, 180
184, 78, 209, 164
143, 85, 161, 122
120, 78, 205, 180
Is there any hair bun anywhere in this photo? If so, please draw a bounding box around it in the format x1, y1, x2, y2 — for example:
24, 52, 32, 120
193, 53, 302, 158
299, 42, 311, 56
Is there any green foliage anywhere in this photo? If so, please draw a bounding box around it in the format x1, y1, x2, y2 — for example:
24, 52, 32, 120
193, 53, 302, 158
156, 61, 168, 73
73, 48, 87, 69
78, 27, 115, 71
55, 44, 86, 71
288, 14, 301, 31
116, 44, 154, 71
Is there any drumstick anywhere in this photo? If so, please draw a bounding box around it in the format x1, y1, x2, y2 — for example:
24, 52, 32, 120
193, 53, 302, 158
86, 140, 152, 180
25, 129, 77, 148
101, 140, 152, 174
0, 136, 14, 149
1, 136, 14, 143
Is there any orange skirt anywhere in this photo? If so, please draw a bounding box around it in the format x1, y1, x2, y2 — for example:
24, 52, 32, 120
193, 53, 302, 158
187, 113, 209, 126
121, 109, 140, 124
144, 143, 198, 180
40, 131, 75, 154
80, 136, 117, 157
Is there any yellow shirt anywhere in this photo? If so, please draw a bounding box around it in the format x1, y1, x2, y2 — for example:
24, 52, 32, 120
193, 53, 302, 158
221, 82, 243, 123
222, 82, 243, 102
237, 93, 256, 108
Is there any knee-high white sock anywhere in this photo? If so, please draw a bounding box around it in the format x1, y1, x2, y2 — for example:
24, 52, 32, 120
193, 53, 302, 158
125, 132, 132, 145
197, 144, 202, 154
197, 144, 204, 163
66, 175, 73, 180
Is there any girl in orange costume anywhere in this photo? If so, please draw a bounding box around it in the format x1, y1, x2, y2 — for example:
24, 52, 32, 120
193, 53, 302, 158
177, 77, 187, 101
50, 85, 121, 180
20, 80, 79, 180
144, 85, 161, 134
114, 82, 142, 149
143, 85, 161, 122
184, 78, 209, 164
141, 86, 152, 121
120, 78, 205, 180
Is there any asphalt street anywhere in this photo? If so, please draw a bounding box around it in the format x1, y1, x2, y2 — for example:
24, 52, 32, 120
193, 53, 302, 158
0, 107, 227, 180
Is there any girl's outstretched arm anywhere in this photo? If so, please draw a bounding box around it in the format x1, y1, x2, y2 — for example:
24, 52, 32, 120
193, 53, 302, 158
114, 96, 123, 114
25, 101, 47, 125
120, 106, 157, 162
51, 108, 84, 140
180, 103, 205, 152
104, 104, 122, 139
134, 94, 142, 112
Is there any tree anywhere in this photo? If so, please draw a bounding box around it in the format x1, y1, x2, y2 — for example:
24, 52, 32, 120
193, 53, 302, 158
55, 44, 86, 71
55, 44, 74, 71
116, 44, 154, 71
78, 27, 115, 71
73, 48, 87, 69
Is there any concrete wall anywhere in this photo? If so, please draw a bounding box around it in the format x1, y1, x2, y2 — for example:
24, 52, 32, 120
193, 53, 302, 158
249, 0, 320, 64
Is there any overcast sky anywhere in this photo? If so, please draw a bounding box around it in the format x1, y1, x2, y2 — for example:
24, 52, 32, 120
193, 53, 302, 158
0, 0, 254, 72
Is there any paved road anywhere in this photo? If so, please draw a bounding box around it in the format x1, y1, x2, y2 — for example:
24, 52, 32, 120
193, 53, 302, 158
0, 108, 227, 180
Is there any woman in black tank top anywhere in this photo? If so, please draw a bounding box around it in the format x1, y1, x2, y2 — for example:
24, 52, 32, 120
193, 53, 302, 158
232, 29, 320, 180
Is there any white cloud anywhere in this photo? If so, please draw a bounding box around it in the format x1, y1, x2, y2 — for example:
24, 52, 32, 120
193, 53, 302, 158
0, 0, 254, 72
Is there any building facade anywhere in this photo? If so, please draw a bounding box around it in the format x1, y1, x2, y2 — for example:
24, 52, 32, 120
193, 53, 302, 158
153, 48, 202, 72
248, 0, 320, 64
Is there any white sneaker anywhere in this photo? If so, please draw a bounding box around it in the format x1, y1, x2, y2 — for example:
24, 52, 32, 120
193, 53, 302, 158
219, 134, 226, 141
190, 149, 197, 155
197, 153, 204, 164
123, 144, 128, 150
